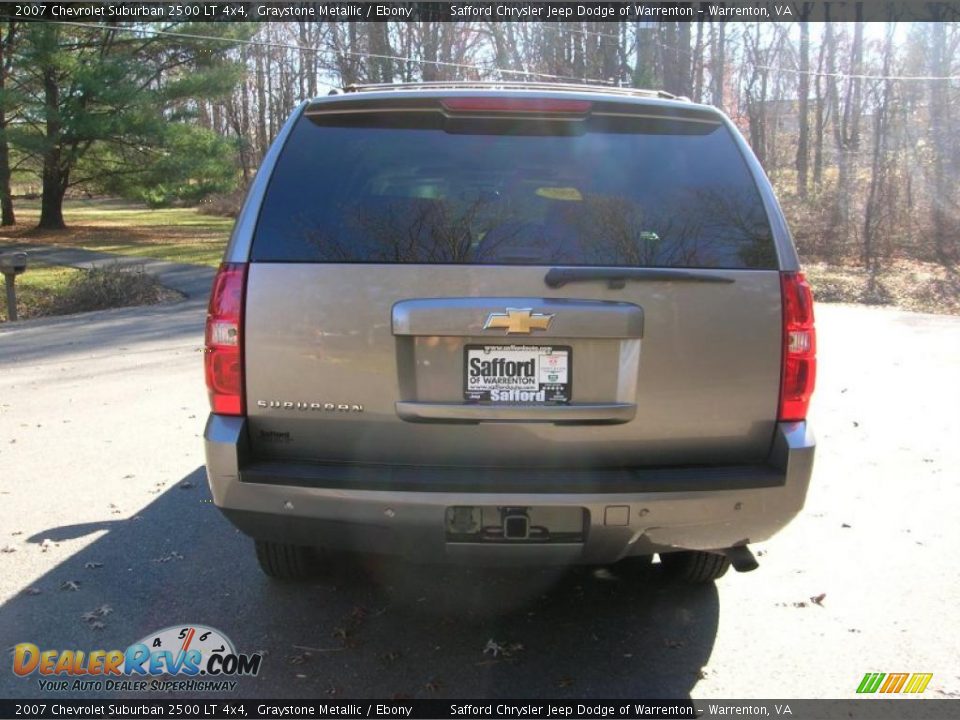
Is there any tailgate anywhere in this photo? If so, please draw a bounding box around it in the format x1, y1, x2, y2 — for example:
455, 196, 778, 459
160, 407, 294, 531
240, 93, 784, 469
244, 265, 781, 467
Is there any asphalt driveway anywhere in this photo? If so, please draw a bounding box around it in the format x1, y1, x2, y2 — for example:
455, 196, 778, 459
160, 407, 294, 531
0, 298, 958, 699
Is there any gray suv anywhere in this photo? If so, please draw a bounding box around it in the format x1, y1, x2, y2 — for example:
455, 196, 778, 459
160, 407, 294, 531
204, 82, 816, 584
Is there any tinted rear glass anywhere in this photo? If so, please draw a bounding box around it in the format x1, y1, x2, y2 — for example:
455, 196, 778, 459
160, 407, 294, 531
251, 111, 776, 269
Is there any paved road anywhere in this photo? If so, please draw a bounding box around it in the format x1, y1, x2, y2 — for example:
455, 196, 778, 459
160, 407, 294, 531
0, 298, 958, 700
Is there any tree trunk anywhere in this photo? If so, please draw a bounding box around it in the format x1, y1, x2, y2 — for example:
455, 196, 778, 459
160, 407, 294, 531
660, 23, 678, 94
863, 25, 895, 268
255, 47, 267, 160
928, 22, 952, 263
824, 20, 849, 248
692, 20, 705, 103
633, 22, 655, 88
600, 21, 618, 83
39, 62, 65, 230
796, 18, 810, 198
0, 21, 15, 226
833, 14, 864, 247
710, 22, 725, 110
677, 22, 692, 97
813, 26, 827, 189
369, 22, 393, 83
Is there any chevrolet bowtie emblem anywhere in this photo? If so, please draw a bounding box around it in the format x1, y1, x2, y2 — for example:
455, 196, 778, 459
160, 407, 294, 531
482, 308, 555, 334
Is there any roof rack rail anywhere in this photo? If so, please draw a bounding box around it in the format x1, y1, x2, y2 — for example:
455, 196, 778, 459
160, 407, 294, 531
339, 81, 684, 102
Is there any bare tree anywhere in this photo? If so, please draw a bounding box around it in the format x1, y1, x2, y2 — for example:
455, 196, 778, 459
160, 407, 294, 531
795, 11, 811, 197
863, 24, 896, 269
812, 24, 828, 190
927, 21, 956, 263
709, 21, 726, 109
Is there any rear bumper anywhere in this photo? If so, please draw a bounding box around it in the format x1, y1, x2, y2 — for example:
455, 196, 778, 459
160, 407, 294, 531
204, 417, 814, 565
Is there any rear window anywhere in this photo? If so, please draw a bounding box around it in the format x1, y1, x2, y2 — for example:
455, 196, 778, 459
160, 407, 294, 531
251, 109, 776, 269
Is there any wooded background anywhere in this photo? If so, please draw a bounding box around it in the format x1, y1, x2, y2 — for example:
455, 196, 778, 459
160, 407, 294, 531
0, 18, 958, 270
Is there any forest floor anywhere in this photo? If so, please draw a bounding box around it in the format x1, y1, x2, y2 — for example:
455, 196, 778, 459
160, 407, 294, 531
805, 259, 960, 315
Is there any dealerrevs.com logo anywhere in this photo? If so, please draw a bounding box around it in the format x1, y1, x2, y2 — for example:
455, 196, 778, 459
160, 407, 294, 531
12, 624, 262, 693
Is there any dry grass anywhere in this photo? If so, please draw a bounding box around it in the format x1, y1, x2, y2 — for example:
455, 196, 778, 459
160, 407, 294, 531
0, 198, 232, 267
0, 264, 79, 322
805, 259, 960, 315
0, 263, 180, 323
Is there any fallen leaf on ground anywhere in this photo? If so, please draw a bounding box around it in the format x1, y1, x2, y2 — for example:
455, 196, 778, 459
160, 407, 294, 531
60, 580, 80, 592
1, 545, 16, 553
483, 639, 524, 658
84, 562, 103, 569
179, 481, 193, 489
558, 676, 574, 688
23, 588, 42, 596
810, 593, 827, 606
483, 639, 504, 657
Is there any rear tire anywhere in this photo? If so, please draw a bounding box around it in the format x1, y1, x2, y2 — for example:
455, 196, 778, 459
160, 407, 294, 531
254, 539, 315, 581
659, 551, 730, 583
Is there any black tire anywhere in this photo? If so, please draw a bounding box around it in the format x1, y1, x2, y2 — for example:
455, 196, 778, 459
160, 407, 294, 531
254, 539, 315, 581
659, 551, 730, 583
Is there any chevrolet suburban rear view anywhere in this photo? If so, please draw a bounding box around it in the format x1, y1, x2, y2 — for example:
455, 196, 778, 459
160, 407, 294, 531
204, 82, 816, 584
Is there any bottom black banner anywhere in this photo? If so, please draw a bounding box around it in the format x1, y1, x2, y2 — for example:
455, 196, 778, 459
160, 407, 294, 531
1, 700, 696, 720
4, 699, 960, 720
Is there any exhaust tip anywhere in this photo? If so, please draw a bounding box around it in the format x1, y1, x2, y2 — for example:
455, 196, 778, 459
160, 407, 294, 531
725, 545, 759, 573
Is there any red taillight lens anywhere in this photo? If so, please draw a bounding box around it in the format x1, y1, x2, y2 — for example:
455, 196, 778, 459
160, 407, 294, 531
440, 97, 592, 115
205, 263, 248, 416
779, 272, 817, 422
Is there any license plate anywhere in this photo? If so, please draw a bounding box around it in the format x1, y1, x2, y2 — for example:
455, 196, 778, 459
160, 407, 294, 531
464, 345, 572, 403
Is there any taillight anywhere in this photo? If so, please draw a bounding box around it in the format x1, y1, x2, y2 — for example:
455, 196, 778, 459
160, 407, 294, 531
779, 272, 816, 422
205, 263, 248, 416
440, 97, 592, 115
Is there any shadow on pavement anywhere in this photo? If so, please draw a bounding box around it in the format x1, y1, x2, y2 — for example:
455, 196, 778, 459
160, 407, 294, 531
0, 467, 719, 700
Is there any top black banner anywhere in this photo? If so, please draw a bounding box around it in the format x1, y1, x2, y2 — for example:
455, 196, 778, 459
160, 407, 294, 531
4, 2, 960, 23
